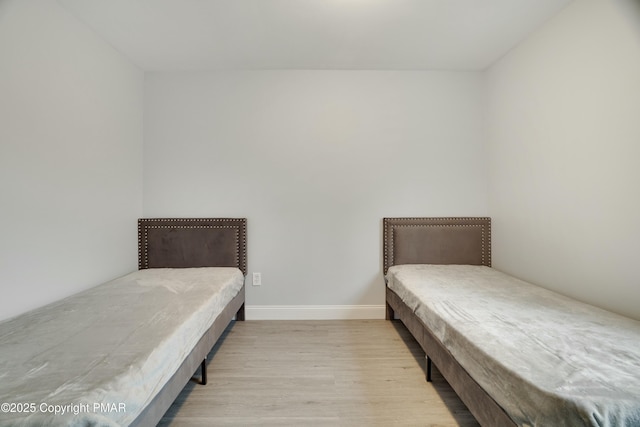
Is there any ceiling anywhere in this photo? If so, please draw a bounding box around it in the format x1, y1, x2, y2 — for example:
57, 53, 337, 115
58, 0, 572, 72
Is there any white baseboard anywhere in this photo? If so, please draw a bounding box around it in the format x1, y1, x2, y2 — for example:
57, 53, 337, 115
245, 305, 386, 320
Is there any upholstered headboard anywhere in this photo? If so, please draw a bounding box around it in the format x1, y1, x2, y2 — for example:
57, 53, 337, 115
383, 217, 491, 275
138, 218, 247, 275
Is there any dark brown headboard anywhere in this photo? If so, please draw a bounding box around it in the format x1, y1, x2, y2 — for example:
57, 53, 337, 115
383, 217, 491, 275
138, 218, 247, 275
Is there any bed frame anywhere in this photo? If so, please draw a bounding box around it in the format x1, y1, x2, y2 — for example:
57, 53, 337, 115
383, 217, 516, 427
132, 218, 247, 427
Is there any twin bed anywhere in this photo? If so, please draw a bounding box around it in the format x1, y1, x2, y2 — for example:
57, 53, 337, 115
384, 217, 640, 427
0, 218, 246, 427
2, 216, 639, 426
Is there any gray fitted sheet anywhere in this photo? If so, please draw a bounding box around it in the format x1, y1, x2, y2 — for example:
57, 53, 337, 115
386, 264, 640, 427
0, 267, 244, 427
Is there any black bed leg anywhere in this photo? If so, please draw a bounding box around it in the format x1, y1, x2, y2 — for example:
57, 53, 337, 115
426, 356, 432, 382
385, 302, 394, 320
236, 303, 245, 321
200, 358, 207, 385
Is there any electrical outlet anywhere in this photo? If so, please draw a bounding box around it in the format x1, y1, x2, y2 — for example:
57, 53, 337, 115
252, 272, 262, 286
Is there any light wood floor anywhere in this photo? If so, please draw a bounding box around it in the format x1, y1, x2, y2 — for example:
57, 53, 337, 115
158, 320, 480, 427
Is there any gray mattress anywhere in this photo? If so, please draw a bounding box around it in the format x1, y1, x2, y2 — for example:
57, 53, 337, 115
386, 264, 640, 427
0, 267, 244, 427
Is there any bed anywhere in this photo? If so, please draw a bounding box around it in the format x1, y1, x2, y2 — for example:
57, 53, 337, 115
0, 218, 246, 427
383, 217, 640, 427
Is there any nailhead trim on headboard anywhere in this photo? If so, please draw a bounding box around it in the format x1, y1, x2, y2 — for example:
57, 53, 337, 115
137, 218, 247, 275
383, 217, 491, 275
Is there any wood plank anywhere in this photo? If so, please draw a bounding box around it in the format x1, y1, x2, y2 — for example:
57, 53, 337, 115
158, 320, 479, 427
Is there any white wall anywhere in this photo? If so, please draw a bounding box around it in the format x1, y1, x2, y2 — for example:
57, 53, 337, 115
12, 1, 633, 322
486, 0, 640, 319
144, 71, 487, 318
0, 0, 144, 321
